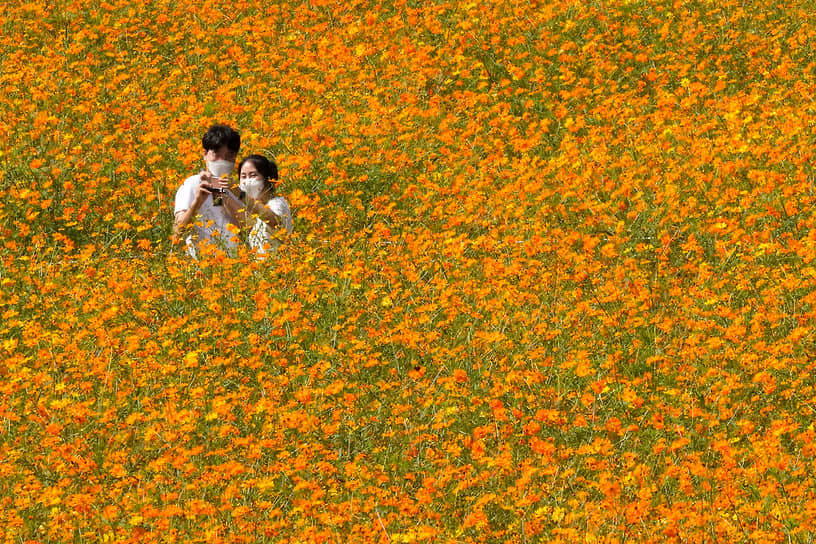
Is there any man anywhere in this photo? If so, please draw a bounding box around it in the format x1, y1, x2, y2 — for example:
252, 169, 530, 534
173, 124, 245, 258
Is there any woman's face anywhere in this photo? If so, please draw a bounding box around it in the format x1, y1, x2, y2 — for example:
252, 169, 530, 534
239, 160, 268, 199
240, 161, 263, 182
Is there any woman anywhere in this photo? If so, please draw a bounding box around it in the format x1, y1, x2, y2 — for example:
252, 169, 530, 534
236, 154, 294, 254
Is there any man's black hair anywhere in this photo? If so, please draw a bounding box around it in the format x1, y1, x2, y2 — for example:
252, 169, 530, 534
202, 124, 241, 153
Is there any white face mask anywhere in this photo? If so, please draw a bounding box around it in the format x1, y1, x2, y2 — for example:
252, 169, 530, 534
240, 176, 265, 199
206, 159, 234, 179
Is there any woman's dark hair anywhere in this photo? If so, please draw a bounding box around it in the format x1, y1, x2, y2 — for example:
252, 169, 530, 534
202, 124, 241, 153
239, 154, 279, 195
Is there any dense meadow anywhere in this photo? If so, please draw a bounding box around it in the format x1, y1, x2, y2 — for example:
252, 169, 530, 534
3, 0, 816, 542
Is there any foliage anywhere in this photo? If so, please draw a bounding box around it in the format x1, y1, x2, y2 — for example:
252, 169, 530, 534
2, 0, 816, 542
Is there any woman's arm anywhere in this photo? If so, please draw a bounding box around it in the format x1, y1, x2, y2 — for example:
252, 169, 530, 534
244, 197, 282, 229
221, 188, 249, 229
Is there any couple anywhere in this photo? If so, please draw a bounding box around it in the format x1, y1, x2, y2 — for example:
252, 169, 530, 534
173, 124, 293, 258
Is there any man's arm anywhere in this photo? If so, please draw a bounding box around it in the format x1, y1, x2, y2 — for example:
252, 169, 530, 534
173, 181, 209, 239
173, 207, 199, 238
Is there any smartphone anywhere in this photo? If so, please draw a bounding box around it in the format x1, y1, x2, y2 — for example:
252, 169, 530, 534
204, 186, 225, 206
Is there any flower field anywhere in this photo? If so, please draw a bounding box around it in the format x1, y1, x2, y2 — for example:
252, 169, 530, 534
3, 0, 816, 541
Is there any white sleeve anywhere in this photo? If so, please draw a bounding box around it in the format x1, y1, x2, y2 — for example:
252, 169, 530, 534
174, 176, 198, 214
266, 197, 294, 233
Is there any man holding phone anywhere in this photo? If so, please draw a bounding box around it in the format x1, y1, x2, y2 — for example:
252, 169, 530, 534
173, 124, 244, 258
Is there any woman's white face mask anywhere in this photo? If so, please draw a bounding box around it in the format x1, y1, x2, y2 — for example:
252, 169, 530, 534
207, 160, 235, 179
240, 175, 265, 199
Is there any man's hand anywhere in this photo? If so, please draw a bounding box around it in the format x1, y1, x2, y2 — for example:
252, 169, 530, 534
174, 175, 220, 238
200, 171, 232, 192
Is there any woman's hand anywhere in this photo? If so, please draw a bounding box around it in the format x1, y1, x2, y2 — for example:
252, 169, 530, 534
244, 193, 282, 228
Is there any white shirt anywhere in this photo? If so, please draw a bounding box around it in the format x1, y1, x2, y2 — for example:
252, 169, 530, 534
248, 196, 294, 254
174, 174, 242, 258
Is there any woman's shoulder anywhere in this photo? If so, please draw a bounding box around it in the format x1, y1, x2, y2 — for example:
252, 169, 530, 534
265, 195, 291, 210
264, 195, 294, 233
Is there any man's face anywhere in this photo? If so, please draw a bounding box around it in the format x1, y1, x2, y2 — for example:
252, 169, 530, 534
203, 145, 238, 163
